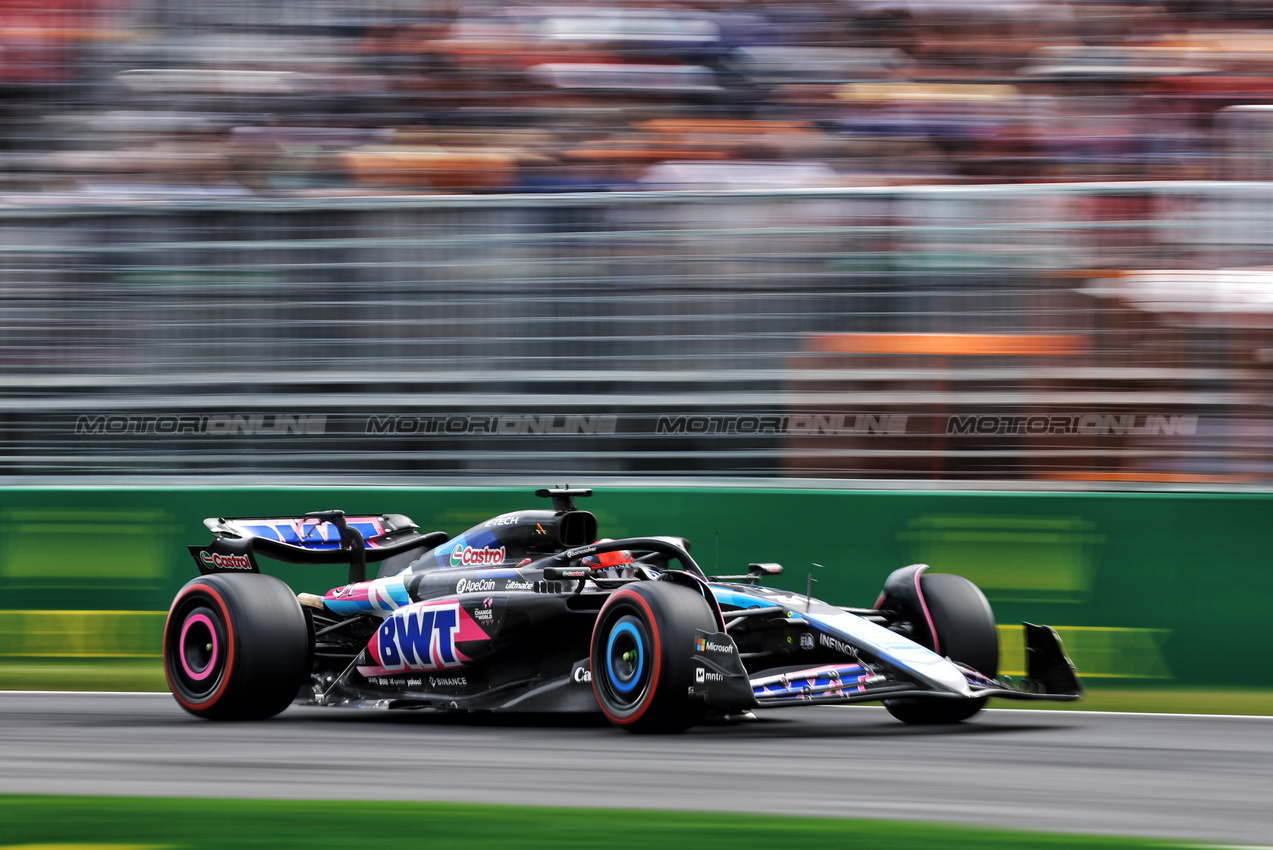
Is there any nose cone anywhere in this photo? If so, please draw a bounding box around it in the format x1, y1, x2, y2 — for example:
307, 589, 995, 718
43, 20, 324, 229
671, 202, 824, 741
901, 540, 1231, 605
804, 609, 974, 697
916, 655, 974, 697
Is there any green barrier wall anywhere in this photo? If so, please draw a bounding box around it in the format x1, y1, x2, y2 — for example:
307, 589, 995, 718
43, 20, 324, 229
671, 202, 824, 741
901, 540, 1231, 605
1, 487, 1270, 687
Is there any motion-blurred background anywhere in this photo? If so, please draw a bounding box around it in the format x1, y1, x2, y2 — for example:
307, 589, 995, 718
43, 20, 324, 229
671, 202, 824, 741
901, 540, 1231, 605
4, 0, 1273, 483
3, 0, 1273, 699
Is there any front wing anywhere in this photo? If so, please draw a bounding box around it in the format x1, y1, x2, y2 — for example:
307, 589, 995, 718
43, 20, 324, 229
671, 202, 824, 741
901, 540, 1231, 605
690, 622, 1082, 711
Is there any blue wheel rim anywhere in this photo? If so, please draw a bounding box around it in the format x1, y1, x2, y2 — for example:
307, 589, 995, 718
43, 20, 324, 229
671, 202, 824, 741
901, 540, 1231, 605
606, 621, 645, 695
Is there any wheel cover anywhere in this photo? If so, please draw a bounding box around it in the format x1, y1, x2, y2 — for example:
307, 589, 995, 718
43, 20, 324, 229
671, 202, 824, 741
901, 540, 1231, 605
597, 612, 653, 715
605, 619, 646, 696
178, 612, 220, 682
164, 587, 234, 709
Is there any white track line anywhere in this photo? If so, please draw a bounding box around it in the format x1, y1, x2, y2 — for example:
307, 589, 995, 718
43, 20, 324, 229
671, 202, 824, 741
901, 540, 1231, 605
3, 691, 1272, 722
820, 704, 1273, 720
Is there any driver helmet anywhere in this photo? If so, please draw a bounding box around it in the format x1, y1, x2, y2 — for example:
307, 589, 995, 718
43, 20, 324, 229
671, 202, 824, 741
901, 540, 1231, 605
582, 539, 634, 574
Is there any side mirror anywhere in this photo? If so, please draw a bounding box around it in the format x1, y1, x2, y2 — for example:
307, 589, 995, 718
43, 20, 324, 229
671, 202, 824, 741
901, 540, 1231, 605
707, 562, 783, 585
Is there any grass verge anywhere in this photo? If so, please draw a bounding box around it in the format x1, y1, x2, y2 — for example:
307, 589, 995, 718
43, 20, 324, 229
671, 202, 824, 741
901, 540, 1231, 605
0, 795, 1204, 850
989, 685, 1273, 716
0, 657, 168, 692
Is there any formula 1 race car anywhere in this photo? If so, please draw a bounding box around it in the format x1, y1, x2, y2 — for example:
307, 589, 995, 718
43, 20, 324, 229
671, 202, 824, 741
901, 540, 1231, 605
164, 488, 1081, 732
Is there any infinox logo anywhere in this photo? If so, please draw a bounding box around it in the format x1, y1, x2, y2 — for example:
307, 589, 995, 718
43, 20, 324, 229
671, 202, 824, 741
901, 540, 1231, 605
819, 632, 860, 659
450, 545, 506, 568
199, 550, 252, 571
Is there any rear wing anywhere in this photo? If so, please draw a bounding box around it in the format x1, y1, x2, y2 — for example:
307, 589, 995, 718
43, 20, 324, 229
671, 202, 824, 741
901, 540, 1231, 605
188, 510, 449, 583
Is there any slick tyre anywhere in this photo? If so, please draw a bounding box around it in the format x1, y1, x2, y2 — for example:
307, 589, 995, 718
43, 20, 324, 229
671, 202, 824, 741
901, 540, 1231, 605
590, 581, 717, 733
884, 572, 998, 725
164, 572, 312, 720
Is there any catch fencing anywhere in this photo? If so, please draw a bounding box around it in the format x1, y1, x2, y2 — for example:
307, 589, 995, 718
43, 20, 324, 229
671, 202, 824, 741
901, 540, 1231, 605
2, 182, 1271, 484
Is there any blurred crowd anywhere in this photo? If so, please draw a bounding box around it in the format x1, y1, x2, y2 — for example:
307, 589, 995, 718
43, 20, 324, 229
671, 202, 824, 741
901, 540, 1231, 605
8, 0, 1273, 196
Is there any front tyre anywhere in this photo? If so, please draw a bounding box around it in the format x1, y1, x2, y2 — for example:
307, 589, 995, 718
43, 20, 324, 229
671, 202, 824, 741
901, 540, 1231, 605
590, 581, 717, 733
164, 573, 311, 720
885, 572, 998, 725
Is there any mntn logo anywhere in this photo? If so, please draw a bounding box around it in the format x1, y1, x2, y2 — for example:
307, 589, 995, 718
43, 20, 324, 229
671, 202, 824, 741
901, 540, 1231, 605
374, 604, 463, 671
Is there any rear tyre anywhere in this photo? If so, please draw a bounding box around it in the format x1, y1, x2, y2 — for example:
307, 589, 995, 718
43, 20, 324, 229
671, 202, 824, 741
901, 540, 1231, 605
884, 572, 998, 725
590, 581, 717, 733
163, 572, 311, 720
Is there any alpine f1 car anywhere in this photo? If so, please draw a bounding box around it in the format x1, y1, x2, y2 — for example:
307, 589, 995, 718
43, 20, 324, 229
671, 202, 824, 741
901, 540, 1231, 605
164, 488, 1081, 732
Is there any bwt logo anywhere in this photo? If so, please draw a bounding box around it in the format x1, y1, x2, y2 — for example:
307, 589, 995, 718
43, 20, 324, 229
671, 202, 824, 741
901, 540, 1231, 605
365, 415, 617, 435
75, 415, 326, 436
372, 604, 463, 672
946, 415, 1198, 436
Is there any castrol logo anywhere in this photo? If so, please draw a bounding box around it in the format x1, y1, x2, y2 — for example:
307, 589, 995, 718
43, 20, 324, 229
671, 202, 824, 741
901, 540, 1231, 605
449, 545, 506, 568
199, 550, 252, 571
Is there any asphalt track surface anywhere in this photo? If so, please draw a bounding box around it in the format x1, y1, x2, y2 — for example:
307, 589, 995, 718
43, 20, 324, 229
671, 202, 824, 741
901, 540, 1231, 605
1, 692, 1270, 846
